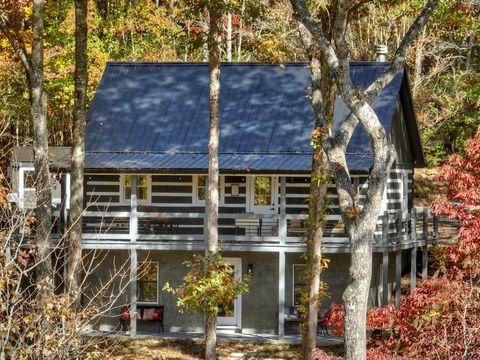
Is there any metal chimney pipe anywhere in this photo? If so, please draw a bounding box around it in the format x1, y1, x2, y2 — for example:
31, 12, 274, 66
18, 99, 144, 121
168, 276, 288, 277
376, 44, 388, 62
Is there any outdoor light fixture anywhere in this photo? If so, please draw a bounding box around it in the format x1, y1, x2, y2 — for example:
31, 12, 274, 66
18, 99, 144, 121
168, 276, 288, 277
247, 264, 254, 275
231, 184, 240, 196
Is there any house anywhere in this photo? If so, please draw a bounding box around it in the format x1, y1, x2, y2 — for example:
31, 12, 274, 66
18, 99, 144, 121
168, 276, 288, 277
9, 62, 436, 337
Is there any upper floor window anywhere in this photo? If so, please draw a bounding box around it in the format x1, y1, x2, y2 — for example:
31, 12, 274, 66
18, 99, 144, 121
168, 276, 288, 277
197, 175, 207, 202
124, 175, 149, 203
195, 175, 222, 204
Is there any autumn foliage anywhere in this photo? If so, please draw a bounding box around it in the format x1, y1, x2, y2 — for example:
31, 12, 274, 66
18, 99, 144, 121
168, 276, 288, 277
164, 253, 250, 316
324, 129, 480, 359
366, 129, 480, 359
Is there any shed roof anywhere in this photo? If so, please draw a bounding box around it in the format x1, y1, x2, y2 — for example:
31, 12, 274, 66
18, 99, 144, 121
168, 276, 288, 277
84, 62, 422, 172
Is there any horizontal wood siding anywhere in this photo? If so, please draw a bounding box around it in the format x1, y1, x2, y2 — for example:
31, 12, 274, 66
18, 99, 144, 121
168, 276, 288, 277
85, 174, 120, 206
151, 175, 193, 206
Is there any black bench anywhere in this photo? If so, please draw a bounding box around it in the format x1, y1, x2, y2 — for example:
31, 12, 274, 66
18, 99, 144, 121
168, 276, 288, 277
119, 305, 164, 332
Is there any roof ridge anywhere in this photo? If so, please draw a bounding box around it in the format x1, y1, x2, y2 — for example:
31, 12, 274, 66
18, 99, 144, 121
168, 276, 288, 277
105, 61, 393, 67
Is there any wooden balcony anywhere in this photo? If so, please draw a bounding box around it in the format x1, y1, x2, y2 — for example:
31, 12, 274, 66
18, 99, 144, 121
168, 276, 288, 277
79, 205, 437, 253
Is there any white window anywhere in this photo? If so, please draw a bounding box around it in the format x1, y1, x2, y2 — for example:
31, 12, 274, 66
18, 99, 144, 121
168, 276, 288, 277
195, 175, 223, 205
138, 261, 159, 304
197, 175, 207, 202
292, 264, 306, 307
122, 175, 150, 203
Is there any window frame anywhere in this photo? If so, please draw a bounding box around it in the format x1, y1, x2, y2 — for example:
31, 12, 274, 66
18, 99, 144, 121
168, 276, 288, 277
194, 175, 223, 205
121, 174, 151, 204
137, 261, 159, 305
292, 264, 306, 307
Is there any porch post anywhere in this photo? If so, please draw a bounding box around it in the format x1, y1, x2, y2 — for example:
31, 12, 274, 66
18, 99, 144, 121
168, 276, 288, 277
411, 209, 417, 289
382, 250, 389, 306
129, 175, 138, 335
395, 250, 401, 308
278, 250, 285, 340
422, 245, 428, 280
279, 177, 286, 244
59, 173, 68, 294
410, 247, 417, 290
130, 248, 138, 335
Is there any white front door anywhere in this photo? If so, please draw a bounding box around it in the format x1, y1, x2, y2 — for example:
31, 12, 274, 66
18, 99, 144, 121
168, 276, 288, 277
217, 258, 242, 327
247, 176, 277, 215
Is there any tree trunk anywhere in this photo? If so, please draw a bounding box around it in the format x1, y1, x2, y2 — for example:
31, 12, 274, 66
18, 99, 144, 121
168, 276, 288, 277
202, 9, 210, 62
67, 0, 88, 306
237, 0, 245, 61
302, 150, 328, 360
413, 27, 425, 95
342, 233, 373, 360
205, 313, 217, 360
302, 57, 330, 360
205, 4, 221, 360
31, 0, 52, 292
226, 13, 232, 61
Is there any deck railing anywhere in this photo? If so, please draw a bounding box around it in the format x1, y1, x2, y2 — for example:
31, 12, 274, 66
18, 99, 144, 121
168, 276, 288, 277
79, 205, 437, 249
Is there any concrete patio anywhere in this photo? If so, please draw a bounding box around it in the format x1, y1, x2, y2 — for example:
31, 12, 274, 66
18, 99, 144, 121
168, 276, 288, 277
87, 330, 344, 346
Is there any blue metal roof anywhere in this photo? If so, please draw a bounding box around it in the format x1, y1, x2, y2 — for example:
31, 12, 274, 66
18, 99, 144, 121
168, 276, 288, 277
85, 62, 405, 172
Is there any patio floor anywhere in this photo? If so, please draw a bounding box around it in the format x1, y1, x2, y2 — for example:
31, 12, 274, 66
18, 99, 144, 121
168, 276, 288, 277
87, 330, 344, 346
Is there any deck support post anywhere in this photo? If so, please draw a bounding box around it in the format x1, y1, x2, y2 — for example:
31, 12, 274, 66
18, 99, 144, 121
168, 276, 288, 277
130, 248, 138, 336
422, 245, 428, 280
129, 175, 138, 336
279, 177, 286, 244
382, 250, 389, 306
59, 173, 68, 293
395, 250, 401, 308
410, 246, 417, 290
411, 208, 417, 290
433, 215, 439, 245
278, 250, 285, 340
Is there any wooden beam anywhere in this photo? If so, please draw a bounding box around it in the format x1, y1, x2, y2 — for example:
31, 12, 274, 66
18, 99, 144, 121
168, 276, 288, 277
279, 177, 287, 244
410, 209, 417, 290
422, 245, 428, 280
410, 246, 417, 290
278, 250, 285, 340
130, 248, 137, 336
382, 250, 389, 306
129, 175, 138, 336
130, 175, 138, 244
433, 215, 439, 244
395, 250, 401, 308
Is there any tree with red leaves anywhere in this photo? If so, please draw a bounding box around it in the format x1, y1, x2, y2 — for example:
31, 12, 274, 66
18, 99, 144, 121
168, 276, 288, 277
366, 128, 480, 359
327, 129, 480, 359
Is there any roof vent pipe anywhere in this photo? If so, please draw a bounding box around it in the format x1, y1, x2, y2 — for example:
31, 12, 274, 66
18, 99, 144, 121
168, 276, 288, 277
376, 44, 388, 62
